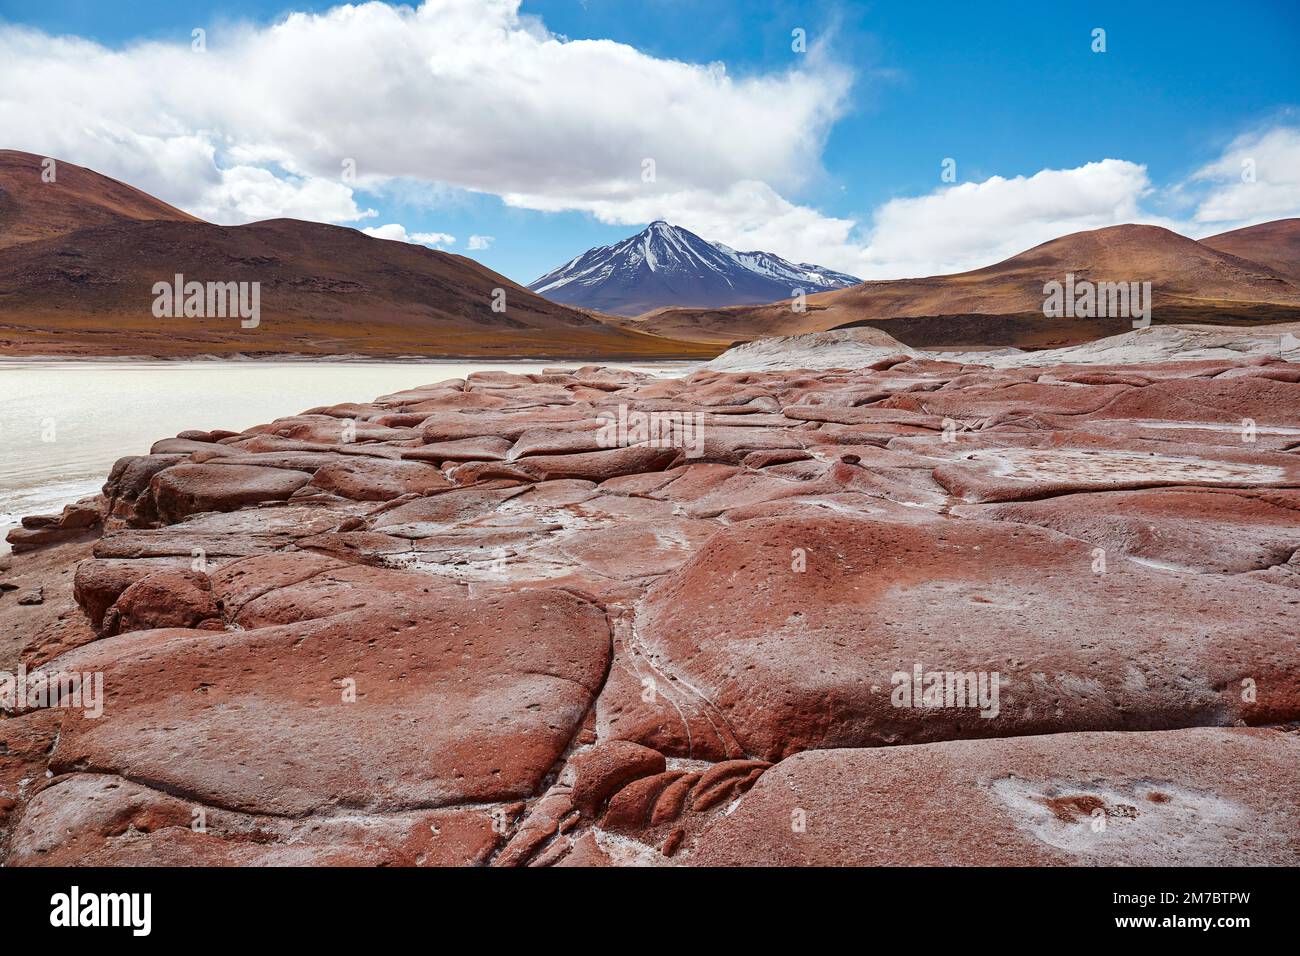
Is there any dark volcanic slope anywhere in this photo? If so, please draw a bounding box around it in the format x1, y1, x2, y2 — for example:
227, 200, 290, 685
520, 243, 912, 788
529, 220, 859, 316
625, 223, 1300, 347
0, 151, 712, 359
1202, 218, 1300, 286
0, 149, 199, 250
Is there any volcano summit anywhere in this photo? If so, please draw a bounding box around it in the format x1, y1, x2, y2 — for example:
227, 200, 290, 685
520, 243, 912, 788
528, 221, 860, 316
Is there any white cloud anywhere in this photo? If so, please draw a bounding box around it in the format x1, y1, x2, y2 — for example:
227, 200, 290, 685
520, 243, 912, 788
668, 142, 1300, 280
467, 235, 494, 251
0, 0, 851, 227
362, 223, 456, 247
552, 160, 1169, 280
1187, 127, 1300, 227
852, 160, 1172, 278
196, 165, 375, 225
3, 2, 1295, 282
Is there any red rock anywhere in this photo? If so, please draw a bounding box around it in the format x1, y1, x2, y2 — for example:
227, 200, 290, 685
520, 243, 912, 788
508, 445, 684, 482
420, 409, 591, 443
6, 526, 84, 553
689, 728, 1300, 866
93, 505, 358, 559
400, 436, 513, 463
554, 831, 612, 867
9, 773, 503, 866
492, 791, 573, 868
1089, 375, 1300, 426
882, 380, 1130, 419
57, 502, 102, 530
10, 358, 1300, 868
149, 463, 313, 523
75, 558, 179, 631
568, 741, 667, 813
304, 457, 452, 501
207, 552, 348, 619
150, 437, 245, 456
103, 569, 222, 635
508, 425, 606, 459
635, 514, 1300, 759
370, 485, 529, 537
690, 759, 772, 811
40, 587, 611, 815
228, 563, 460, 629
934, 440, 1300, 503
557, 519, 718, 580
651, 772, 701, 825
964, 488, 1300, 573
602, 771, 687, 832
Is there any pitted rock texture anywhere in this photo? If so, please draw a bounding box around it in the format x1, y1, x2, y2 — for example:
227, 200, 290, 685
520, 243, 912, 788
4, 358, 1300, 866
687, 727, 1300, 866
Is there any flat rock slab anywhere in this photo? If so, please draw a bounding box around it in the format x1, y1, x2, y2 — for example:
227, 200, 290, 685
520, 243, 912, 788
688, 727, 1300, 866
964, 488, 1300, 574
9, 773, 507, 867
40, 586, 611, 816
636, 514, 1300, 759
303, 458, 452, 501
150, 463, 313, 523
934, 444, 1300, 503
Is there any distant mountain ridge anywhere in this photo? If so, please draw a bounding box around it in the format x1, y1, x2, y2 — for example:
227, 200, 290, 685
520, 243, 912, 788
620, 221, 1300, 349
528, 221, 861, 316
1202, 218, 1300, 286
0, 150, 711, 360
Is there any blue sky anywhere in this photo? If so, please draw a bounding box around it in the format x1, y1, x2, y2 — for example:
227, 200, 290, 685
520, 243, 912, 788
1, 0, 1297, 282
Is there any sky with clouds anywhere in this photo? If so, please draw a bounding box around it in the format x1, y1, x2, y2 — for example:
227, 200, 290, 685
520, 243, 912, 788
1, 0, 1298, 283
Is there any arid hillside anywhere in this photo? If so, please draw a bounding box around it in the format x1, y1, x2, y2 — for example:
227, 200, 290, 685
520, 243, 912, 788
0, 151, 713, 359
624, 223, 1300, 348
0, 149, 199, 250
1201, 218, 1300, 286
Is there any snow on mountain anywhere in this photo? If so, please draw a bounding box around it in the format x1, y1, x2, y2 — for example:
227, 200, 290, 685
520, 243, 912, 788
528, 221, 861, 316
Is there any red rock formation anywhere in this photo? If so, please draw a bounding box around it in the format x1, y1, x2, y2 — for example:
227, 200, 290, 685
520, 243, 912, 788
4, 358, 1300, 866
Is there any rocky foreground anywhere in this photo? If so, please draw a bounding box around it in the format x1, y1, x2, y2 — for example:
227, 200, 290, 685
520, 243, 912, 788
3, 353, 1300, 866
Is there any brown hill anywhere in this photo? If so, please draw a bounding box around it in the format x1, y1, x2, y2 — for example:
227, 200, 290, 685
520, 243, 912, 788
0, 151, 711, 359
626, 223, 1300, 348
1201, 218, 1300, 286
0, 149, 199, 249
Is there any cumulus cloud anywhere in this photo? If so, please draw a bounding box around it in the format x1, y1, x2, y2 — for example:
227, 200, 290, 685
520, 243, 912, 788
196, 165, 375, 225
839, 130, 1300, 278
0, 0, 851, 227
713, 142, 1300, 280
1186, 126, 1300, 227
3, 1, 1295, 280
566, 160, 1168, 280
852, 160, 1170, 278
361, 223, 456, 247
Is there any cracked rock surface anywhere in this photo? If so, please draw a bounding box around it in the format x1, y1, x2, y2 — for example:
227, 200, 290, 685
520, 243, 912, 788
3, 357, 1299, 865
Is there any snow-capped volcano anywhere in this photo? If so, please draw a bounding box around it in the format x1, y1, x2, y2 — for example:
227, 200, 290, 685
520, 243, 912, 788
528, 221, 861, 316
